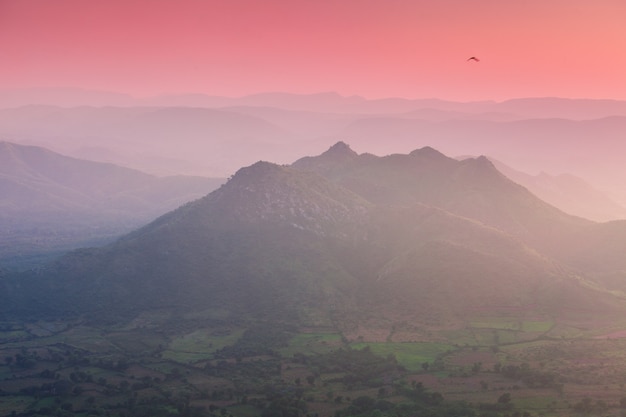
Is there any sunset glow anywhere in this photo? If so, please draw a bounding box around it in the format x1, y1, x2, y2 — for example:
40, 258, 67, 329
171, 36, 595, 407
2, 0, 626, 100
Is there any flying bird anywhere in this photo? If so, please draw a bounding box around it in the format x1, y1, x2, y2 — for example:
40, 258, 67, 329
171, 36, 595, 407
467, 56, 480, 62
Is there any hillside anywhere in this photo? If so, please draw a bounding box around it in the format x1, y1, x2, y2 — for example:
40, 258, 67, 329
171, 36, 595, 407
485, 157, 626, 222
292, 142, 589, 255
0, 141, 224, 268
2, 161, 370, 320
3, 144, 626, 328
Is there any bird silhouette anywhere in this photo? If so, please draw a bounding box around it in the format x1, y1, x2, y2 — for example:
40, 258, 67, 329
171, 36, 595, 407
467, 56, 480, 62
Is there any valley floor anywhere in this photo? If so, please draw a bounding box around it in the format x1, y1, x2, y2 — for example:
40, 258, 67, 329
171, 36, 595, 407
2, 312, 626, 417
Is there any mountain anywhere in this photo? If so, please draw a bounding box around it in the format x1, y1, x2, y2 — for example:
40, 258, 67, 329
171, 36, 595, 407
7, 88, 626, 119
2, 93, 626, 207
146, 94, 626, 119
0, 141, 224, 268
340, 116, 626, 206
294, 145, 626, 295
3, 143, 626, 330
487, 157, 626, 222
1, 161, 370, 320
558, 220, 626, 294
494, 97, 626, 120
0, 105, 294, 176
0, 87, 135, 108
293, 142, 589, 254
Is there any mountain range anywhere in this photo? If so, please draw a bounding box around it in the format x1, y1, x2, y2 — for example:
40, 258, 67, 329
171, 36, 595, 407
0, 141, 224, 268
2, 90, 625, 214
5, 88, 626, 119
487, 157, 626, 222
3, 143, 626, 332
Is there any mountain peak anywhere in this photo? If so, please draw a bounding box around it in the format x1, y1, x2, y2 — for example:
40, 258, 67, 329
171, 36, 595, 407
463, 154, 499, 172
200, 160, 369, 235
409, 146, 449, 161
235, 160, 281, 178
291, 141, 359, 173
218, 160, 287, 193
322, 141, 359, 159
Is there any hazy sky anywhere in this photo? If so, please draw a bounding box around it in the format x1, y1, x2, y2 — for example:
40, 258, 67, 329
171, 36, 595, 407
2, 0, 626, 101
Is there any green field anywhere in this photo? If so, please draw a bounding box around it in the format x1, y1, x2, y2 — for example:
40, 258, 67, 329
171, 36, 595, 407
0, 395, 32, 416
0, 330, 31, 342
470, 319, 520, 330
280, 332, 343, 356
349, 342, 453, 371
162, 328, 245, 363
4, 317, 626, 417
520, 321, 554, 332
469, 318, 554, 333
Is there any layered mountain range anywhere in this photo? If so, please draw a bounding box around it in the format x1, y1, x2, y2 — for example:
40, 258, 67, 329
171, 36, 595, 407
2, 92, 625, 220
3, 143, 626, 330
487, 158, 626, 222
0, 141, 224, 268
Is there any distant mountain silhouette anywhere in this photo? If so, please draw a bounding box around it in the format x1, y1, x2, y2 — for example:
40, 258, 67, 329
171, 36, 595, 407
486, 157, 626, 222
0, 105, 293, 176
0, 141, 224, 268
3, 144, 626, 329
0, 87, 135, 108
6, 88, 626, 119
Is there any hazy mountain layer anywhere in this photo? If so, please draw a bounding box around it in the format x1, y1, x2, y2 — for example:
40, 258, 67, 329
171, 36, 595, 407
3, 144, 626, 329
488, 157, 626, 222
5, 88, 626, 119
2, 94, 625, 214
0, 141, 224, 268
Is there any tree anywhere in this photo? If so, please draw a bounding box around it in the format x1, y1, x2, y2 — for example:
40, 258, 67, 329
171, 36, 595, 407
497, 393, 511, 405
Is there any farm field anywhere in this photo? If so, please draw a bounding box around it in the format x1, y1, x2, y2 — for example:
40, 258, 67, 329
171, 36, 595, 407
3, 313, 626, 416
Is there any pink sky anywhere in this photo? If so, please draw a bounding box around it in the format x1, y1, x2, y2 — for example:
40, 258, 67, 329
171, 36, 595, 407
1, 0, 626, 101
